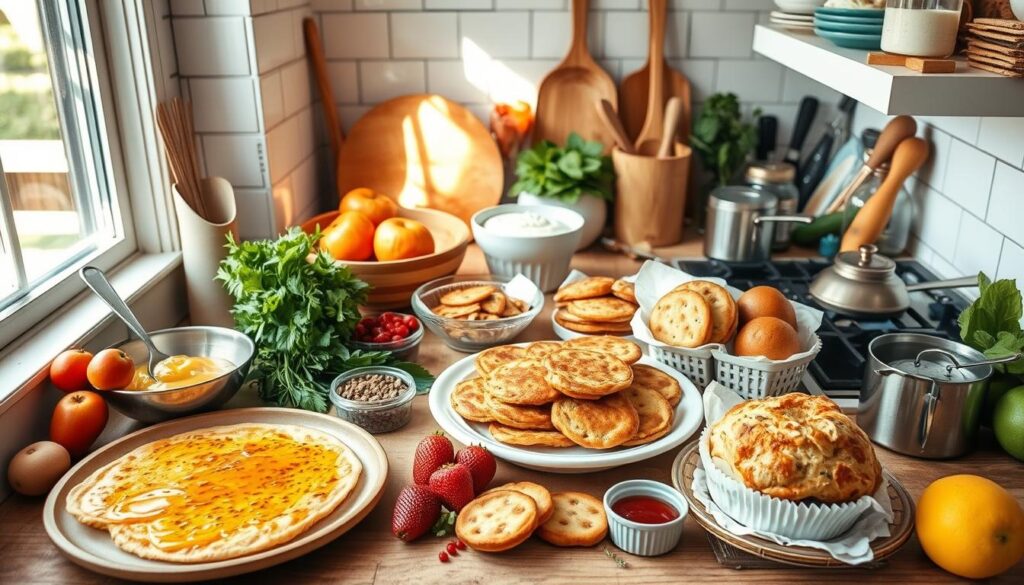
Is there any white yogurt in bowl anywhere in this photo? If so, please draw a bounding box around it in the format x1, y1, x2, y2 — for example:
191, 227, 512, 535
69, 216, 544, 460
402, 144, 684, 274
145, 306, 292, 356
482, 211, 571, 237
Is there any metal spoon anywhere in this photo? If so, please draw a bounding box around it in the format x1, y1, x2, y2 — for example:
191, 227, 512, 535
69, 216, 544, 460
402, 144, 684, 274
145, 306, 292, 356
80, 266, 170, 375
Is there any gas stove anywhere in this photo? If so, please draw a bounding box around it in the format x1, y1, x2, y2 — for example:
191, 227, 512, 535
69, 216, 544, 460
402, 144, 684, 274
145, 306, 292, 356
671, 258, 971, 408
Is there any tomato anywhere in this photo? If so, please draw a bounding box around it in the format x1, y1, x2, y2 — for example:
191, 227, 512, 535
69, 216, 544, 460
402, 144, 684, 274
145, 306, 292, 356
50, 391, 108, 457
321, 211, 376, 261
49, 349, 93, 392
339, 187, 398, 226
353, 312, 419, 342
373, 217, 435, 261
86, 348, 135, 390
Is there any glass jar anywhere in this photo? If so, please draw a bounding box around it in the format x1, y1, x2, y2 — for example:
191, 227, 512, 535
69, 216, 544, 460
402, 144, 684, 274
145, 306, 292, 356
840, 162, 915, 256
881, 0, 964, 58
744, 162, 799, 251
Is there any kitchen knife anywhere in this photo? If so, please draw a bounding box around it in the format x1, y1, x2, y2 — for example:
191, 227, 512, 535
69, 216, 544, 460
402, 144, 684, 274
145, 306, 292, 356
783, 97, 819, 172
796, 96, 858, 209
756, 115, 778, 160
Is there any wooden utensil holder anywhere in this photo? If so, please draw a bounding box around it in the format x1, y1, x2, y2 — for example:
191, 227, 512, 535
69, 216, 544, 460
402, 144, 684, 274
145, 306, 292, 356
612, 144, 691, 246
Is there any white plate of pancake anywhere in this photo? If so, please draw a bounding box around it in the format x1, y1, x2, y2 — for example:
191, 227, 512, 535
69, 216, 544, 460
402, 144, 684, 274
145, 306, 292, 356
43, 408, 387, 582
429, 342, 704, 473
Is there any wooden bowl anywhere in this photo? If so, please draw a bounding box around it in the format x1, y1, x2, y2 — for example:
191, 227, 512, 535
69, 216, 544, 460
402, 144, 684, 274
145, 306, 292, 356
299, 207, 469, 309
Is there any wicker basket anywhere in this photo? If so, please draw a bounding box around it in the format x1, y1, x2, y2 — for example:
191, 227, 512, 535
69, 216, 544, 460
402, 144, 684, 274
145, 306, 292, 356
711, 335, 822, 399
648, 344, 718, 389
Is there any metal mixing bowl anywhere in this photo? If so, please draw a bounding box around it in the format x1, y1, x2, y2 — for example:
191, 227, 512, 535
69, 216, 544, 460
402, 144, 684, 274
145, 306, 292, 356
105, 326, 255, 423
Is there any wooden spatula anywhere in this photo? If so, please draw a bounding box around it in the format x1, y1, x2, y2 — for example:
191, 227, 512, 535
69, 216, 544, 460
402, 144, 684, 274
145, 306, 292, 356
533, 0, 617, 151
619, 0, 691, 144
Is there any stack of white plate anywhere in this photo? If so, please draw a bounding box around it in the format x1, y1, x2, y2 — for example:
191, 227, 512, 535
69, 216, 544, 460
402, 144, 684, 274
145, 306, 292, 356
769, 11, 815, 30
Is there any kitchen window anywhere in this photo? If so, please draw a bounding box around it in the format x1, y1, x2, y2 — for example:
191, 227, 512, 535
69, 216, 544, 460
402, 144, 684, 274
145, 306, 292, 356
0, 0, 144, 350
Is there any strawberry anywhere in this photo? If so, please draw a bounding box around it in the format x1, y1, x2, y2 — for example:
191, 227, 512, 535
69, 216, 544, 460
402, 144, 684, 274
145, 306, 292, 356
455, 445, 496, 494
392, 485, 442, 542
428, 463, 475, 512
413, 432, 454, 485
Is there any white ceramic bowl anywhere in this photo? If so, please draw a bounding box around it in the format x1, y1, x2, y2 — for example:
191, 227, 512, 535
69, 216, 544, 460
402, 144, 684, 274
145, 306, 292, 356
774, 0, 825, 14
604, 480, 689, 556
471, 204, 584, 293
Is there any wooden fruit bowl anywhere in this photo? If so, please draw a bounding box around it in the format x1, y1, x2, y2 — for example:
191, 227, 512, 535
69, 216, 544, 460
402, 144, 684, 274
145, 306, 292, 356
299, 207, 470, 309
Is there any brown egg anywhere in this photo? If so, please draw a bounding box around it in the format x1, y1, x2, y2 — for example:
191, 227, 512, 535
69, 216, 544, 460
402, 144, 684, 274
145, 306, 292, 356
7, 441, 71, 496
734, 317, 801, 361
737, 286, 797, 329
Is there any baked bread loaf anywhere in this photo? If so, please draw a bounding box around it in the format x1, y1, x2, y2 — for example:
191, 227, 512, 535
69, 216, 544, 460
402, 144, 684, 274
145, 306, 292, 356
709, 393, 881, 504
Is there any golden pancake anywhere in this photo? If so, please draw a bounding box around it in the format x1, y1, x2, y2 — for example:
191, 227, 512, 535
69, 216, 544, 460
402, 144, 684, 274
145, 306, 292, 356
536, 492, 608, 547
621, 386, 673, 446
525, 340, 562, 357
567, 297, 638, 322
475, 345, 529, 377
555, 307, 633, 324
66, 423, 360, 563
485, 358, 561, 405
550, 394, 639, 449
482, 481, 554, 524
450, 378, 493, 423
554, 276, 615, 302
630, 364, 682, 407
673, 280, 737, 344
543, 349, 633, 398
487, 424, 575, 448
611, 279, 637, 304
456, 490, 537, 552
554, 311, 633, 334
564, 336, 642, 365
483, 389, 556, 430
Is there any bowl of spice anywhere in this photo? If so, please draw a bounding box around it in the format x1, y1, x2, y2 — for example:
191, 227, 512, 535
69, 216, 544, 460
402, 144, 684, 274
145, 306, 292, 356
603, 479, 689, 556
329, 366, 416, 433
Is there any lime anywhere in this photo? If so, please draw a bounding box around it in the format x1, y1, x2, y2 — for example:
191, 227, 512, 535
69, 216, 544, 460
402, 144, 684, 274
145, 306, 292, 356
984, 375, 1023, 427
993, 386, 1024, 462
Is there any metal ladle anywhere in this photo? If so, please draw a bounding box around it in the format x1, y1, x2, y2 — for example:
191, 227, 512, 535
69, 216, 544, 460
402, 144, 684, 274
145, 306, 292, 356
80, 266, 170, 375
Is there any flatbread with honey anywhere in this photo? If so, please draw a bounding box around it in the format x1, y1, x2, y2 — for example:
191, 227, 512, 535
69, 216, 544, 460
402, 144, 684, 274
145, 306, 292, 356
66, 423, 361, 563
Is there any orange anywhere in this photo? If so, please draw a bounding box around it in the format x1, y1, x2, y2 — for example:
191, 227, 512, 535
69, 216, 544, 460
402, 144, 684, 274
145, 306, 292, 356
916, 474, 1024, 579
733, 316, 800, 360
373, 217, 435, 261
339, 187, 398, 226
320, 211, 375, 261
736, 286, 797, 329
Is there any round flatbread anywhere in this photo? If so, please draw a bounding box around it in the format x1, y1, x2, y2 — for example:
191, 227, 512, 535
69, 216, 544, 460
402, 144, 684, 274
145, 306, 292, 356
525, 341, 562, 357
630, 364, 682, 407
564, 336, 643, 365
673, 280, 737, 344
543, 349, 633, 398
456, 490, 537, 552
441, 285, 497, 306
555, 307, 633, 324
488, 424, 575, 448
482, 481, 554, 524
622, 386, 673, 446
566, 297, 638, 322
649, 289, 713, 348
611, 279, 636, 304
555, 311, 633, 334
480, 291, 507, 315
554, 276, 615, 302
451, 378, 493, 422
475, 345, 529, 376
485, 358, 560, 405
483, 390, 555, 430
536, 492, 608, 547
433, 303, 480, 318
550, 394, 639, 449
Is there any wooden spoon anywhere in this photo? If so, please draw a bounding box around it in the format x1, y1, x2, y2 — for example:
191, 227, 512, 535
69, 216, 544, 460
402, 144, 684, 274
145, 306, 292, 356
595, 99, 635, 154
840, 137, 929, 252
825, 115, 917, 214
303, 18, 344, 166
633, 6, 668, 156
656, 97, 682, 159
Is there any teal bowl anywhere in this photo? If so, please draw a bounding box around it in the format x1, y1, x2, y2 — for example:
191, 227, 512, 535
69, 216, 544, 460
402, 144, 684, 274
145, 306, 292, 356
815, 12, 888, 25
815, 7, 884, 18
815, 28, 882, 50
814, 19, 884, 34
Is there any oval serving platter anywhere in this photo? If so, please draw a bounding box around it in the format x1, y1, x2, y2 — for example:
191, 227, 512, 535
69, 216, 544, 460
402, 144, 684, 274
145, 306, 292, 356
43, 407, 388, 583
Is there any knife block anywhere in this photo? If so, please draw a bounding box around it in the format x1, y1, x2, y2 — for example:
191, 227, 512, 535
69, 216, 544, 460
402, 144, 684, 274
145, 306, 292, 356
612, 144, 691, 246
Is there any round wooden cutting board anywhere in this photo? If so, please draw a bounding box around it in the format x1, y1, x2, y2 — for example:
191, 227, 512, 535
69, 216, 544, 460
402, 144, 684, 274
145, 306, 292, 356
337, 94, 502, 227
43, 408, 388, 583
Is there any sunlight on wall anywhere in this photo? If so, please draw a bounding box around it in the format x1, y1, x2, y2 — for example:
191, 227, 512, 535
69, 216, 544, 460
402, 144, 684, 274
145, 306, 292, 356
461, 37, 538, 108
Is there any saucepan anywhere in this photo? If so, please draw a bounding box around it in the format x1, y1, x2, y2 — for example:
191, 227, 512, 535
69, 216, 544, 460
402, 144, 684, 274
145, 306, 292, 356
704, 186, 812, 263
809, 244, 977, 317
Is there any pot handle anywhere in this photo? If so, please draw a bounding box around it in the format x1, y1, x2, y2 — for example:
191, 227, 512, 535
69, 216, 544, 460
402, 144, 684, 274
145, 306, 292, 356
753, 215, 814, 226
919, 384, 940, 450
914, 348, 1022, 374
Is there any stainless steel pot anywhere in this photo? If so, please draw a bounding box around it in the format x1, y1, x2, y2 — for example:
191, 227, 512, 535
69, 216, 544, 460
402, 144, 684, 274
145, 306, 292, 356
810, 244, 977, 316
857, 333, 1019, 459
704, 187, 811, 263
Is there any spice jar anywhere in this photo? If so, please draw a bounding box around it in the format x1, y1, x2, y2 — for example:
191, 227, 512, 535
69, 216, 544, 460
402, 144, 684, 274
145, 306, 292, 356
881, 0, 963, 58
744, 162, 799, 251
329, 366, 416, 433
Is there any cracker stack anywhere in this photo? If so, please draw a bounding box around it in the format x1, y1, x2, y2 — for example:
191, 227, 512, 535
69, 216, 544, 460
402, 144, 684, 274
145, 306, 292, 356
965, 18, 1024, 77
553, 276, 639, 335
430, 285, 530, 320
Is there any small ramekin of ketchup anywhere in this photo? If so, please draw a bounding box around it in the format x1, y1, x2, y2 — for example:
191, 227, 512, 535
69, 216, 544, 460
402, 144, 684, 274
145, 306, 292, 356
604, 479, 689, 556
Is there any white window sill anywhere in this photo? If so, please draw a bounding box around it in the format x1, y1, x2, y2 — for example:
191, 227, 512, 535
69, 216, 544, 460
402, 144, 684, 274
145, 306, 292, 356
0, 252, 184, 416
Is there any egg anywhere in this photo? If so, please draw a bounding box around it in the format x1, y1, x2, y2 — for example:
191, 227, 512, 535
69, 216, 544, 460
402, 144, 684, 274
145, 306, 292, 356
7, 441, 71, 496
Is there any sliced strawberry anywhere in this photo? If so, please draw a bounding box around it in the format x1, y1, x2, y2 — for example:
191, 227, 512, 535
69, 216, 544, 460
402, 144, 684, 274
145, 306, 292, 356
392, 485, 442, 542
413, 431, 454, 485
428, 463, 475, 512
454, 445, 496, 495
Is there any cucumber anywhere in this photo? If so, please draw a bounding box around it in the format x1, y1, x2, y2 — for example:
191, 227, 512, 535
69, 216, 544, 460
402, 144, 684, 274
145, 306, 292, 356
791, 210, 850, 247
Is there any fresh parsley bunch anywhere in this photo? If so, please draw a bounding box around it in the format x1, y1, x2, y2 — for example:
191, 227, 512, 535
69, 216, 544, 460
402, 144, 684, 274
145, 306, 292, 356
690, 92, 759, 187
958, 273, 1024, 376
217, 228, 432, 412
509, 132, 613, 203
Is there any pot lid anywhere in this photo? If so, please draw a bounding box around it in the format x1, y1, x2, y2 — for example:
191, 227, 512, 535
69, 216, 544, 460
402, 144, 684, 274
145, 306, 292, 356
745, 162, 796, 184
707, 186, 778, 212
833, 244, 896, 282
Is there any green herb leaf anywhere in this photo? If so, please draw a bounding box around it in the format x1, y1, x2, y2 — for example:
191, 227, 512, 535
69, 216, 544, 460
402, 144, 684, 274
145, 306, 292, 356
509, 132, 613, 202
959, 272, 1024, 375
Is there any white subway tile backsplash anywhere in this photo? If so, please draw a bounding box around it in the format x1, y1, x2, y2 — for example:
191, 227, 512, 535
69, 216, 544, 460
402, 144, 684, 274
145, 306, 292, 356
250, 0, 278, 14
357, 0, 422, 9
603, 11, 646, 58
426, 0, 492, 8
427, 61, 490, 102
485, 58, 559, 104
170, 0, 205, 15
271, 175, 296, 233
716, 59, 781, 102
672, 59, 714, 102
592, 0, 639, 8
943, 139, 994, 220
987, 163, 1024, 247
723, 0, 773, 8
205, 0, 251, 15
253, 12, 299, 74
322, 14, 389, 58
327, 61, 361, 103
998, 238, 1024, 281
173, 17, 252, 76
977, 117, 1024, 167
663, 0, 721, 8
290, 154, 320, 214
460, 12, 530, 58
689, 12, 754, 58
665, 12, 689, 58
497, 0, 564, 7
261, 72, 285, 128
753, 103, 798, 147
913, 185, 960, 261
922, 117, 980, 144
312, 0, 355, 10
190, 78, 260, 133
916, 125, 949, 192
531, 11, 602, 59
281, 60, 313, 116
203, 134, 267, 188
781, 69, 841, 105
391, 13, 459, 58
234, 188, 275, 239
266, 109, 316, 182
360, 61, 426, 102
954, 212, 1003, 278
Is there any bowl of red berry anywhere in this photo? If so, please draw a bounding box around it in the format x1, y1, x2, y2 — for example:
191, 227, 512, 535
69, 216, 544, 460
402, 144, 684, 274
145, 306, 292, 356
351, 312, 424, 361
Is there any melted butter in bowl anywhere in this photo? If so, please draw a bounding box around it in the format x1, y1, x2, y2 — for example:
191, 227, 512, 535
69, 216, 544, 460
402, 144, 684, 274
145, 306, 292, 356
128, 355, 235, 391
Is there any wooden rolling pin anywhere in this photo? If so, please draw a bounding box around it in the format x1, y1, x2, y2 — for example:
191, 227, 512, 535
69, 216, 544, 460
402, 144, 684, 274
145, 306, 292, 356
840, 137, 929, 252
825, 115, 918, 214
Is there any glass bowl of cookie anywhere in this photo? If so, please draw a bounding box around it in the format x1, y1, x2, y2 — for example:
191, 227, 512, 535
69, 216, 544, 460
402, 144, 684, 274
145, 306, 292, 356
412, 274, 544, 352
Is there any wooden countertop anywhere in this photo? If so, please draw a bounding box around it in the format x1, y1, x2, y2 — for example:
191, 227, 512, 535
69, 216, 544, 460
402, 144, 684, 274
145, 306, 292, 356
1, 243, 1021, 584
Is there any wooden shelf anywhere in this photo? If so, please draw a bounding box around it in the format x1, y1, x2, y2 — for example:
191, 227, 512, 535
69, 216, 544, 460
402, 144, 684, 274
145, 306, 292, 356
753, 24, 1024, 117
